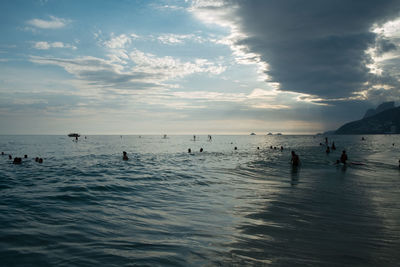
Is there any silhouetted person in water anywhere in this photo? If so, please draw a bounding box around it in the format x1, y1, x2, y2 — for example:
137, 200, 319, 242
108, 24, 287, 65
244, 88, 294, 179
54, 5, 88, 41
13, 157, 22, 164
274, 147, 277, 150
291, 151, 300, 167
340, 150, 348, 164
24, 155, 27, 158
188, 148, 191, 153
122, 151, 129, 160
234, 146, 237, 150
270, 146, 273, 149
75, 136, 78, 141
331, 142, 336, 150
35, 157, 39, 162
193, 135, 196, 141
8, 155, 12, 160
325, 137, 328, 144
326, 146, 330, 154
1, 152, 4, 155
38, 158, 43, 164
361, 137, 365, 141
280, 146, 283, 151
257, 147, 260, 150
200, 148, 203, 152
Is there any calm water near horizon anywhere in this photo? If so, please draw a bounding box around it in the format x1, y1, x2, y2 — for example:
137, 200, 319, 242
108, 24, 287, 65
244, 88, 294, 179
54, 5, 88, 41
1, 135, 399, 266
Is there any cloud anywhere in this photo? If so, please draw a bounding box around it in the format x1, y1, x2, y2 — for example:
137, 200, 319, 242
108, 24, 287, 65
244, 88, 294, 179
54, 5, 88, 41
33, 41, 77, 50
104, 33, 138, 49
30, 49, 225, 90
27, 16, 70, 29
157, 33, 205, 45
190, 0, 400, 101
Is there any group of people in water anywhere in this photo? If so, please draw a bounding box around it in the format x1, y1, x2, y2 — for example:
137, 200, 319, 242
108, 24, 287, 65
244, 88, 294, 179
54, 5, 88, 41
1, 152, 43, 164
291, 137, 348, 167
120, 136, 347, 168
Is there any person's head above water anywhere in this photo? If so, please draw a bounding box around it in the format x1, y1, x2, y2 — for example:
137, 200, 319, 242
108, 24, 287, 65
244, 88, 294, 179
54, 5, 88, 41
13, 157, 22, 164
200, 148, 203, 152
188, 148, 191, 153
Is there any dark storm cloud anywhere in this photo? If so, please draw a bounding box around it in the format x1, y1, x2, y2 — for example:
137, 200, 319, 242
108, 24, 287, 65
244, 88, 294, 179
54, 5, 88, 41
213, 0, 400, 99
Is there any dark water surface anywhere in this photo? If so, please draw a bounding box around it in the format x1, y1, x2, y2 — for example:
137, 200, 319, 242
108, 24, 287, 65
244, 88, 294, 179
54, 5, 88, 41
1, 135, 399, 266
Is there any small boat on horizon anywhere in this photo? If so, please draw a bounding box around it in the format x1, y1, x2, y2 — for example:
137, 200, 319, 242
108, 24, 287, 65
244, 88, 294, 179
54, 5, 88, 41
250, 133, 256, 135
68, 133, 80, 138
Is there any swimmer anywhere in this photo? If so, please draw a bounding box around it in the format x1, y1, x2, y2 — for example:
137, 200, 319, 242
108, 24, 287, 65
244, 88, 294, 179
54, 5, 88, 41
13, 157, 22, 164
193, 135, 196, 141
270, 146, 273, 149
274, 147, 277, 150
188, 148, 191, 153
340, 150, 348, 164
331, 142, 336, 150
326, 146, 330, 154
8, 155, 12, 160
24, 155, 27, 158
122, 151, 129, 160
291, 151, 300, 167
257, 147, 260, 150
280, 146, 283, 151
234, 146, 237, 150
200, 148, 203, 152
35, 157, 39, 162
361, 137, 365, 141
325, 137, 328, 144
1, 152, 4, 155
38, 158, 43, 164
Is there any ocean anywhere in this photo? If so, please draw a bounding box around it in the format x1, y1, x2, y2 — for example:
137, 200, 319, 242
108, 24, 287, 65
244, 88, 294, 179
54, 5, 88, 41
0, 134, 399, 266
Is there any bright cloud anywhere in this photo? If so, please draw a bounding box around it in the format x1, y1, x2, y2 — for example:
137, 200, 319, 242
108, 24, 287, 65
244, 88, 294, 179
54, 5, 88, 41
30, 48, 225, 90
33, 41, 77, 50
157, 34, 205, 45
27, 16, 70, 29
104, 33, 138, 49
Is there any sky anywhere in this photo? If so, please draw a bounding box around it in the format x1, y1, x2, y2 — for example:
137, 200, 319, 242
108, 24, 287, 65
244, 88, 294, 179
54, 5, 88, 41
1, 0, 400, 135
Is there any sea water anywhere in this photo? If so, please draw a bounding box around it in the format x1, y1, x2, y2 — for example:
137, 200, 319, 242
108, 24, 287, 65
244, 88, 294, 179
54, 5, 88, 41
0, 135, 399, 266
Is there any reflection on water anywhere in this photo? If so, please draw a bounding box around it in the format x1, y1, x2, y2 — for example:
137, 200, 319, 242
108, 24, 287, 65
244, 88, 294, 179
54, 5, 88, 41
290, 166, 300, 186
0, 135, 399, 266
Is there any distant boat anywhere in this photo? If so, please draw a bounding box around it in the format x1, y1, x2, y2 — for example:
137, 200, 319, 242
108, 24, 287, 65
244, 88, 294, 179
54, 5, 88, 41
68, 133, 80, 138
277, 133, 282, 135
267, 132, 273, 135
250, 133, 256, 135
